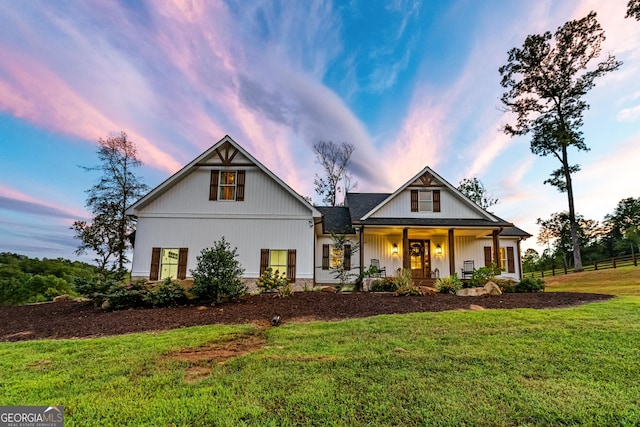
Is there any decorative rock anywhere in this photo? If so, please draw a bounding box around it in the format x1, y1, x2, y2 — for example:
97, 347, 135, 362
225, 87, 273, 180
101, 299, 111, 310
418, 286, 438, 295
197, 306, 207, 311
483, 281, 502, 295
469, 304, 485, 310
72, 297, 91, 303
456, 287, 488, 297
321, 286, 337, 293
53, 294, 71, 302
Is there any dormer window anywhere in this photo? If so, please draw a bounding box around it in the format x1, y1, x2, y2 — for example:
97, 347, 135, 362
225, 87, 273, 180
411, 189, 441, 212
209, 170, 245, 201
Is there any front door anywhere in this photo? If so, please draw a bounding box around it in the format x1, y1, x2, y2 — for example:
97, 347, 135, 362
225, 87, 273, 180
409, 240, 431, 278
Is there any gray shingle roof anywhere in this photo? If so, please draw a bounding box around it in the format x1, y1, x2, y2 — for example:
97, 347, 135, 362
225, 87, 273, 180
316, 207, 355, 234
345, 193, 390, 222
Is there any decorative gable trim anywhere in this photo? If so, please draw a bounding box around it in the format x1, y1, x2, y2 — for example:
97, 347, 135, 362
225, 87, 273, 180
360, 166, 499, 222
413, 171, 444, 187
126, 135, 321, 218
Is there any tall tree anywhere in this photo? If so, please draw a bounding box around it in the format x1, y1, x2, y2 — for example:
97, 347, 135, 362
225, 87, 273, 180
313, 141, 356, 206
603, 197, 640, 254
499, 12, 621, 272
627, 0, 640, 20
536, 211, 599, 261
72, 132, 149, 278
457, 177, 498, 209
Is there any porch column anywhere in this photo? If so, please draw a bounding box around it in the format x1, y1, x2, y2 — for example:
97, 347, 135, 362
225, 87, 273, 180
492, 229, 500, 267
402, 228, 410, 270
359, 226, 365, 277
517, 238, 523, 280
448, 229, 455, 277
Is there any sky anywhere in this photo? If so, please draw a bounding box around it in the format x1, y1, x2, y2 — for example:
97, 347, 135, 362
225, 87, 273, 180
1, 0, 639, 263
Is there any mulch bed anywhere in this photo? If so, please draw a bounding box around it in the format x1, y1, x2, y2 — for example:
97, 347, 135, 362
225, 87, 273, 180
0, 292, 612, 342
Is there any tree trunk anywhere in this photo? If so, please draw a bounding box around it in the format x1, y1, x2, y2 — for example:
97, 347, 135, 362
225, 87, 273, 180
563, 147, 583, 272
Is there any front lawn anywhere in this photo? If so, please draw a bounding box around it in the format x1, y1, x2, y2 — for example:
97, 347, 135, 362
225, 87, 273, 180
1, 296, 639, 426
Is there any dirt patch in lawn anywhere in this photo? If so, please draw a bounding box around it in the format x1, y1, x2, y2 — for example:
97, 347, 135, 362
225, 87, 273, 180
169, 332, 268, 383
0, 291, 613, 342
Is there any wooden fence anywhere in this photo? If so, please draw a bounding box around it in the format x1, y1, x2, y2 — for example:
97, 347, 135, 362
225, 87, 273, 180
524, 253, 639, 279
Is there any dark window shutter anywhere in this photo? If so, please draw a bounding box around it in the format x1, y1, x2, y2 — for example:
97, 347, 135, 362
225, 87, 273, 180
411, 190, 418, 212
343, 244, 351, 270
260, 249, 269, 276
433, 190, 441, 212
236, 170, 245, 201
177, 248, 188, 279
209, 170, 219, 200
287, 249, 296, 283
150, 247, 161, 281
484, 246, 492, 267
322, 244, 330, 270
507, 247, 515, 273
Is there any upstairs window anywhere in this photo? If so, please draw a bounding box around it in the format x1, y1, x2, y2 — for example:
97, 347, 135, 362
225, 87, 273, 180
418, 191, 433, 212
411, 189, 441, 212
219, 171, 236, 200
209, 170, 245, 201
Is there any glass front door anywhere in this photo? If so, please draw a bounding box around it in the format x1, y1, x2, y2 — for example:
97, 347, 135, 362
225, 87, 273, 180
409, 240, 431, 278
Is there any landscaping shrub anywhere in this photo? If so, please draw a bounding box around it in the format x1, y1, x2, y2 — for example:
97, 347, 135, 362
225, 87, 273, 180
466, 264, 502, 288
101, 280, 148, 311
257, 267, 289, 293
515, 277, 545, 293
190, 237, 246, 304
370, 277, 399, 292
493, 278, 517, 293
393, 269, 421, 296
144, 278, 188, 307
435, 274, 463, 294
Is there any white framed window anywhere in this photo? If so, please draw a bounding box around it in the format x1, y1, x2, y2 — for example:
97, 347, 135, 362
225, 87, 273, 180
418, 190, 433, 212
219, 171, 237, 200
269, 250, 288, 276
160, 248, 179, 280
330, 246, 343, 268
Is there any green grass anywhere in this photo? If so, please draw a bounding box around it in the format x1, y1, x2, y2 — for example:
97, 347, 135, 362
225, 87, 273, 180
1, 269, 640, 426
544, 265, 640, 295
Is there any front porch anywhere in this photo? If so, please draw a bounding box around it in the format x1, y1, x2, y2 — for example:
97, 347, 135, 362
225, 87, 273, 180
356, 225, 505, 282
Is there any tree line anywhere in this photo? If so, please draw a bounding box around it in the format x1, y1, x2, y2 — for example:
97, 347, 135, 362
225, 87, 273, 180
0, 252, 98, 305
523, 197, 640, 272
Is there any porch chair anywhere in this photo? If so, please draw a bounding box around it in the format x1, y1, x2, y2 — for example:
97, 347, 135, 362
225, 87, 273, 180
370, 259, 386, 277
461, 260, 474, 280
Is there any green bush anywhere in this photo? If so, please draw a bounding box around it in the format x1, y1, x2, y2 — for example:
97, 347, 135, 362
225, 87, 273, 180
435, 274, 463, 294
190, 237, 246, 304
493, 278, 517, 293
370, 277, 399, 292
467, 265, 502, 288
101, 280, 148, 311
257, 267, 289, 293
514, 277, 545, 293
144, 278, 188, 307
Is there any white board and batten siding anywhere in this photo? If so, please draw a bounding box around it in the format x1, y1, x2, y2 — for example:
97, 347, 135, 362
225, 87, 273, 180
130, 145, 317, 282
371, 188, 483, 220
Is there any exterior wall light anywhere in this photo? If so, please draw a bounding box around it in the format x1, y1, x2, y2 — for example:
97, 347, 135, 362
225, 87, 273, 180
435, 244, 443, 256
392, 243, 399, 255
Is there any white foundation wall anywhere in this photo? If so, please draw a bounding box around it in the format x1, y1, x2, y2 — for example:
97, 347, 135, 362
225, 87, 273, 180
131, 216, 316, 280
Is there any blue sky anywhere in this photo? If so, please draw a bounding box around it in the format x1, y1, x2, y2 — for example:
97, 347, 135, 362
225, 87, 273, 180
1, 0, 639, 261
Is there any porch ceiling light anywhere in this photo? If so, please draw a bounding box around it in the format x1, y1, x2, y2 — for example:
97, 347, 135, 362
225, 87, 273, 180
435, 244, 443, 256
392, 243, 399, 254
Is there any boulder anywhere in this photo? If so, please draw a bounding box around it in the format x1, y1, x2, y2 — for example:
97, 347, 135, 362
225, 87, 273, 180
469, 304, 486, 310
321, 286, 337, 293
418, 286, 438, 295
483, 281, 502, 295
456, 287, 488, 297
53, 294, 71, 302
